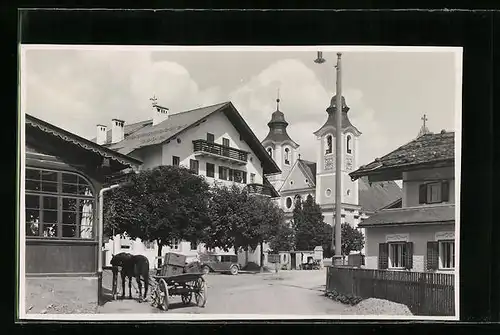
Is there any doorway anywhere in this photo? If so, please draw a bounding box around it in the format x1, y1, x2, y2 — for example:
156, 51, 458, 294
291, 253, 296, 270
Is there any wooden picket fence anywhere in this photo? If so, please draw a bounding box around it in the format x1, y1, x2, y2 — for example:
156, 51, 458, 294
326, 266, 455, 316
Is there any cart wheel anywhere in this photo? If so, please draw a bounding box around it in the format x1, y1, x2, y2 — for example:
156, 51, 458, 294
181, 292, 193, 305
157, 278, 169, 311
194, 277, 207, 307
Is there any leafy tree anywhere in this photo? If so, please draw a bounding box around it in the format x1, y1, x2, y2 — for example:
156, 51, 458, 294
339, 223, 365, 256
103, 165, 211, 267
268, 219, 295, 253
293, 195, 330, 250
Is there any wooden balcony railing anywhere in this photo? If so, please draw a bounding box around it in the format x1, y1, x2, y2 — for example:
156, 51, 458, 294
193, 139, 248, 163
246, 183, 274, 197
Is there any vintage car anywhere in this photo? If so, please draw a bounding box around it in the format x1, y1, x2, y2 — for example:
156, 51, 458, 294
199, 253, 240, 275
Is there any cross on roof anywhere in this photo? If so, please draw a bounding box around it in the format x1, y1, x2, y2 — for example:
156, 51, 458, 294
421, 114, 428, 127
149, 94, 158, 106
276, 88, 281, 111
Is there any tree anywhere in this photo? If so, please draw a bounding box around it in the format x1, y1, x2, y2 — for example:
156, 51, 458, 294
339, 223, 365, 257
293, 195, 331, 250
103, 165, 211, 267
268, 219, 295, 253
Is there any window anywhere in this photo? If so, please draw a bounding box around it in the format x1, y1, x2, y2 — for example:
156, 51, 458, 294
232, 169, 247, 184
267, 147, 273, 157
219, 166, 229, 181
222, 138, 230, 147
172, 156, 180, 166
419, 181, 450, 204
25, 168, 95, 239
190, 159, 199, 175
206, 163, 215, 178
190, 241, 198, 251
250, 173, 255, 184
207, 133, 215, 143
284, 148, 290, 165
171, 239, 179, 250
439, 240, 455, 269
286, 197, 293, 209
346, 135, 352, 154
325, 188, 332, 197
326, 135, 333, 154
222, 138, 230, 157
144, 240, 155, 249
389, 243, 407, 269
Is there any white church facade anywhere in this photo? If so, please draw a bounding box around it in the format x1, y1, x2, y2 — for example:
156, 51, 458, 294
261, 95, 403, 256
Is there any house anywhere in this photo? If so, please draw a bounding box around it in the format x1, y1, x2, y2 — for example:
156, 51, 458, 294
23, 114, 141, 312
93, 99, 281, 268
349, 128, 456, 273
261, 95, 402, 256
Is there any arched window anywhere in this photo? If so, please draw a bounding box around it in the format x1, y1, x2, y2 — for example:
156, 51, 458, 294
286, 197, 293, 209
267, 147, 273, 157
25, 168, 95, 239
284, 148, 290, 165
294, 194, 302, 203
346, 135, 352, 154
326, 135, 333, 154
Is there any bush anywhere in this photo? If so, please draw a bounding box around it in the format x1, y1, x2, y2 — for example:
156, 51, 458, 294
324, 289, 364, 306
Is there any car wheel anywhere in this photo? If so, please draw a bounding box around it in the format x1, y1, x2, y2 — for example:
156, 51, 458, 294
202, 265, 210, 275
230, 265, 238, 275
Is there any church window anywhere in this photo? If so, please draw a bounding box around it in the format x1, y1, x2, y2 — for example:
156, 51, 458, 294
325, 188, 332, 197
346, 135, 352, 154
267, 147, 273, 157
284, 148, 290, 165
286, 197, 293, 209
326, 135, 333, 154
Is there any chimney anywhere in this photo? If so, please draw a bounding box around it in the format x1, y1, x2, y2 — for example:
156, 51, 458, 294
111, 119, 125, 144
153, 104, 169, 126
96, 124, 108, 145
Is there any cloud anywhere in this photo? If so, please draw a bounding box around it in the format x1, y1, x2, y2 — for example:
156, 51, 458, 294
24, 49, 223, 139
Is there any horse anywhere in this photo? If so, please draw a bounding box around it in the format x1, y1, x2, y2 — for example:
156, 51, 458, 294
110, 252, 150, 302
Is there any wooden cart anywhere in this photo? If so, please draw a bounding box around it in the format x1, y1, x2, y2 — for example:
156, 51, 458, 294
150, 272, 207, 311
150, 252, 207, 311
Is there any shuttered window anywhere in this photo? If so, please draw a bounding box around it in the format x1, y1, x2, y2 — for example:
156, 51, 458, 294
427, 241, 439, 270
378, 243, 389, 269
206, 163, 215, 178
419, 180, 451, 204
404, 242, 414, 270
189, 159, 199, 175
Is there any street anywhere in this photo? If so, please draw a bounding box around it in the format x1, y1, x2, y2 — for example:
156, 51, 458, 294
98, 269, 347, 315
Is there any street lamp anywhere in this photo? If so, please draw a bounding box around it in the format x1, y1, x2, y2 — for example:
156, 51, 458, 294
314, 51, 343, 266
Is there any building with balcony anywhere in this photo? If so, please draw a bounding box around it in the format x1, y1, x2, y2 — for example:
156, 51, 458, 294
349, 129, 456, 273
92, 99, 281, 267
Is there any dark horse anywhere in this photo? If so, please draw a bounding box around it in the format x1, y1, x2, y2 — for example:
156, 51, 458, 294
110, 252, 150, 302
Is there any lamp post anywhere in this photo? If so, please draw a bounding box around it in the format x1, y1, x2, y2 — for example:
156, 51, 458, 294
315, 51, 344, 266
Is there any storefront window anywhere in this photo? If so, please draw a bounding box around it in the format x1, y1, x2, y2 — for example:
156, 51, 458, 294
25, 167, 95, 239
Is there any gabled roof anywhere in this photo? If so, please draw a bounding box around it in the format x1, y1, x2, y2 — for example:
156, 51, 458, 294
96, 102, 281, 175
358, 177, 403, 214
350, 131, 455, 181
26, 114, 142, 169
297, 159, 317, 186
358, 204, 455, 228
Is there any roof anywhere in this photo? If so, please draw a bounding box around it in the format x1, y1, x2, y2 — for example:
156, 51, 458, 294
350, 131, 455, 181
297, 159, 317, 185
262, 109, 299, 147
358, 177, 403, 213
26, 114, 142, 169
96, 102, 281, 175
314, 95, 361, 136
358, 204, 455, 228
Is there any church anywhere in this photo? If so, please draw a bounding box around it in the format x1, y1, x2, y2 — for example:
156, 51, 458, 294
261, 94, 403, 246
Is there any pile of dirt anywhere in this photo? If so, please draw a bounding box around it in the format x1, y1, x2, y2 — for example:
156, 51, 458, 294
343, 298, 413, 316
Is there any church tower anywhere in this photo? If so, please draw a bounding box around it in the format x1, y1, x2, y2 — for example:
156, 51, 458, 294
261, 94, 300, 191
313, 95, 362, 227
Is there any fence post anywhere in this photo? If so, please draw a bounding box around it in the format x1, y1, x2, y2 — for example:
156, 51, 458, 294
418, 272, 426, 315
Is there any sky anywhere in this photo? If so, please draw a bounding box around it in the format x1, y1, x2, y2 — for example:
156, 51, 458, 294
22, 46, 461, 166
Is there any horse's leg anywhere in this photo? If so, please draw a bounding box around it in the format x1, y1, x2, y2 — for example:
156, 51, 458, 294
121, 273, 126, 299
136, 275, 142, 302
128, 277, 132, 299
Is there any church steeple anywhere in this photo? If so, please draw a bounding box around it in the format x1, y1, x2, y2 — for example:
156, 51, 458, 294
262, 91, 298, 146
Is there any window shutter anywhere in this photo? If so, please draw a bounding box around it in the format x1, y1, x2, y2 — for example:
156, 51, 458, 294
426, 241, 439, 270
419, 184, 427, 204
378, 243, 389, 270
404, 242, 414, 270
218, 166, 223, 179
228, 169, 233, 181
242, 172, 247, 184
441, 180, 450, 202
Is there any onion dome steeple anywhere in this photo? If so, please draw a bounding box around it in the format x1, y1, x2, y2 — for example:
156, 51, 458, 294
314, 94, 361, 136
262, 91, 299, 146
